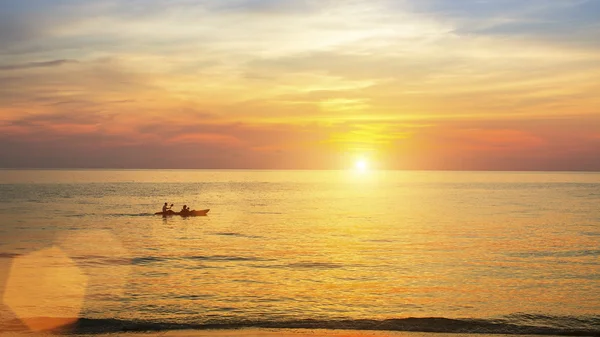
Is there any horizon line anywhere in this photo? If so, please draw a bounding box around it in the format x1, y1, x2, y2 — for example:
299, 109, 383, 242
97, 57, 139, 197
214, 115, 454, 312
1, 167, 599, 173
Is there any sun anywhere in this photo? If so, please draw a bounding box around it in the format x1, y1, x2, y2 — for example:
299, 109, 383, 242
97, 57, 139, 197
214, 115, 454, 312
354, 159, 369, 172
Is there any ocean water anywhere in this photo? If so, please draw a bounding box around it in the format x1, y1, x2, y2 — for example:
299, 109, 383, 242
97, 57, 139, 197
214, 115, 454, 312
0, 170, 598, 335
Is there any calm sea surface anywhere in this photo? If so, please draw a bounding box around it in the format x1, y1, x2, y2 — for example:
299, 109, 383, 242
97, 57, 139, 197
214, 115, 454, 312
0, 170, 599, 335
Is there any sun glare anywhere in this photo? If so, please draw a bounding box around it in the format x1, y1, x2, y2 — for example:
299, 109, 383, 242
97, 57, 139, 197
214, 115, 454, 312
354, 159, 369, 172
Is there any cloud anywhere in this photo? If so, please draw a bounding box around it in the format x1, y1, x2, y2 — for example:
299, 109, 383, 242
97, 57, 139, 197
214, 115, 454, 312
407, 0, 600, 50
0, 116, 328, 169
2, 110, 600, 170
445, 129, 545, 152
392, 115, 600, 170
209, 0, 325, 14
0, 0, 599, 169
0, 59, 77, 71
0, 57, 161, 120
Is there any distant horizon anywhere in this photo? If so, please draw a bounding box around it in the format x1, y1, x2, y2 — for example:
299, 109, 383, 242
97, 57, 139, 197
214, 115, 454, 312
1, 167, 599, 173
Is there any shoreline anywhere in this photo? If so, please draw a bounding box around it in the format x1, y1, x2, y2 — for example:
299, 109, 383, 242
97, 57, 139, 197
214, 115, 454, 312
2, 315, 599, 337
0, 329, 575, 337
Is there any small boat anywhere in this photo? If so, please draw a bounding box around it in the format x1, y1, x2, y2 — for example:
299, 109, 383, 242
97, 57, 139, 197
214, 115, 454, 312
155, 209, 210, 217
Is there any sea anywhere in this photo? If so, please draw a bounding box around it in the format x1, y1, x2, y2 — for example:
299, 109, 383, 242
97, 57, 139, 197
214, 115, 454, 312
0, 169, 598, 336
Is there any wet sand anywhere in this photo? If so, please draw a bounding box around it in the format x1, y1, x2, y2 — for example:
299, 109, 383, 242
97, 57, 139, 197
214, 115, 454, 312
142, 330, 560, 337
1, 328, 565, 337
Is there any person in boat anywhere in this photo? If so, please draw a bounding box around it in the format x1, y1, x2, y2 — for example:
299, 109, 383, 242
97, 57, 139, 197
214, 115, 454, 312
162, 202, 172, 213
180, 205, 190, 214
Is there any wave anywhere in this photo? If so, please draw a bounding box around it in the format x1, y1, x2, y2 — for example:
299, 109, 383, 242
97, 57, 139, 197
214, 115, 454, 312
213, 232, 264, 239
0, 252, 21, 259
63, 213, 156, 218
286, 262, 345, 269
510, 249, 600, 258
186, 255, 269, 262
6, 316, 599, 336
131, 255, 271, 265
109, 213, 155, 217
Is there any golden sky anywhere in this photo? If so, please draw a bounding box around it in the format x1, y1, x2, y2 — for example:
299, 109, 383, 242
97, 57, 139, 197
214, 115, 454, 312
1, 0, 599, 170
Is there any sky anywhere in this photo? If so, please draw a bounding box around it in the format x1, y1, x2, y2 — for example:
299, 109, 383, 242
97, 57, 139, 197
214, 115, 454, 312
0, 0, 599, 170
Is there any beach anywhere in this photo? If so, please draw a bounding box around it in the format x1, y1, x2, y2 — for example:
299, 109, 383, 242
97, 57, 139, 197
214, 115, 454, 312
0, 329, 578, 337
82, 329, 583, 337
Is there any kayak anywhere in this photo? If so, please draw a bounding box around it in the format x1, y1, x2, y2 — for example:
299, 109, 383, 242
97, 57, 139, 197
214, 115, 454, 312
155, 209, 210, 217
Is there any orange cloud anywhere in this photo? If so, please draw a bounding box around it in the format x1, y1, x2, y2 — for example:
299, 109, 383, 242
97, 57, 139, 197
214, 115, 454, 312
167, 133, 242, 147
45, 123, 100, 135
449, 128, 545, 152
